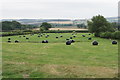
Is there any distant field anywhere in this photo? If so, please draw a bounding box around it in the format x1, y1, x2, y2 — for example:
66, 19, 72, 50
48, 21, 73, 24
49, 28, 88, 31
33, 27, 87, 31
2, 33, 118, 78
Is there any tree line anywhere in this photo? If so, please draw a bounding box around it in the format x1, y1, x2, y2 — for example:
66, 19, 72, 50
1, 15, 119, 39
1, 21, 38, 31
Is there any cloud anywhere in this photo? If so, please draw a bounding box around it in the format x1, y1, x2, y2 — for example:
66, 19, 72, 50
1, 0, 119, 19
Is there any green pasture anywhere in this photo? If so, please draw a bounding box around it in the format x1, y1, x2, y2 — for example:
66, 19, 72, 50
2, 33, 118, 78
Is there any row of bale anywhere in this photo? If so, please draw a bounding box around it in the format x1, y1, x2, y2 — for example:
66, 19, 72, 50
66, 40, 117, 45
7, 33, 118, 45
7, 33, 90, 43
18, 33, 89, 38
7, 37, 118, 45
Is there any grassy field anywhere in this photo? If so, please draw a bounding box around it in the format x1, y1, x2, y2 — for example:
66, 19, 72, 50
2, 33, 118, 78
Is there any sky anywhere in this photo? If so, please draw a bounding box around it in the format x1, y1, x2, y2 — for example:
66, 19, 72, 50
0, 0, 119, 19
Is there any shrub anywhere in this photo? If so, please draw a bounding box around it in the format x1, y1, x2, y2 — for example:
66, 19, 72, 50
114, 31, 120, 39
95, 33, 100, 37
100, 31, 120, 39
100, 32, 111, 39
111, 32, 115, 39
105, 32, 112, 39
100, 33, 106, 38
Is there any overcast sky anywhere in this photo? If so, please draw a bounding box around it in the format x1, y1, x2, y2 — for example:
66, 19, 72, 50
0, 0, 119, 19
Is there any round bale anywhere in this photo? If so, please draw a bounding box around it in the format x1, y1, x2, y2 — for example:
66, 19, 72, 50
82, 35, 85, 37
60, 35, 63, 37
8, 40, 11, 43
112, 41, 117, 45
15, 40, 19, 43
88, 37, 92, 40
70, 37, 73, 39
42, 40, 45, 43
56, 37, 58, 39
8, 38, 11, 40
92, 41, 98, 45
26, 38, 29, 40
73, 36, 76, 38
66, 39, 69, 40
89, 34, 91, 35
45, 40, 48, 43
38, 36, 40, 37
70, 40, 75, 43
42, 40, 48, 43
66, 41, 71, 45
45, 36, 48, 38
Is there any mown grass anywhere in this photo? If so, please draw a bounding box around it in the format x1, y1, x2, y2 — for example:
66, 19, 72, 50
2, 33, 118, 78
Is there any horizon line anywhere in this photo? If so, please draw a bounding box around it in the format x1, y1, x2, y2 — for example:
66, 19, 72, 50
1, 16, 118, 20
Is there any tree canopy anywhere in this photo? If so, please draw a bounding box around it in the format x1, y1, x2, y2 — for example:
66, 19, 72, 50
2, 21, 21, 31
88, 15, 115, 36
2, 21, 38, 31
40, 22, 52, 31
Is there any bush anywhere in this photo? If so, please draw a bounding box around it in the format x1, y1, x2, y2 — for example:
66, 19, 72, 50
100, 32, 112, 39
114, 31, 120, 39
1, 30, 29, 37
100, 31, 120, 39
105, 32, 112, 39
111, 32, 116, 39
100, 33, 105, 38
95, 33, 100, 37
